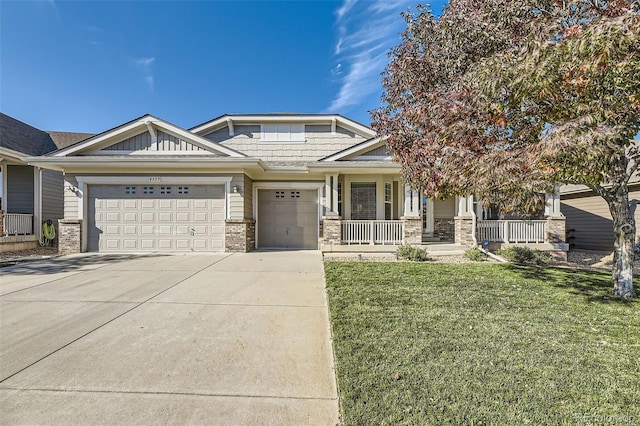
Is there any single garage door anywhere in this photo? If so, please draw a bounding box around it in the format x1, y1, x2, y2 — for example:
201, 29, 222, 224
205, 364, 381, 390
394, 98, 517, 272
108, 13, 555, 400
88, 184, 225, 252
258, 189, 318, 249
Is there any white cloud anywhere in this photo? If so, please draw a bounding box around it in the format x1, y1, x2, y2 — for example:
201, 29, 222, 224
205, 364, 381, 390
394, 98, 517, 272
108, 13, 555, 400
327, 0, 414, 114
134, 57, 155, 92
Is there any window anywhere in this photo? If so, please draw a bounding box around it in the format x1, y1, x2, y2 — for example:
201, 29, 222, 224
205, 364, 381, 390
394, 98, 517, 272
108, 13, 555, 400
261, 123, 305, 142
385, 182, 392, 220
350, 182, 376, 220
160, 186, 171, 195
143, 186, 154, 195
178, 186, 189, 195
337, 182, 342, 216
275, 191, 285, 198
290, 191, 300, 198
125, 186, 136, 195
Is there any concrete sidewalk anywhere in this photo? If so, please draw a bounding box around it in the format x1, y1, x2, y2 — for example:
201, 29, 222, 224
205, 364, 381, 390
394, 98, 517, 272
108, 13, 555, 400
0, 251, 338, 425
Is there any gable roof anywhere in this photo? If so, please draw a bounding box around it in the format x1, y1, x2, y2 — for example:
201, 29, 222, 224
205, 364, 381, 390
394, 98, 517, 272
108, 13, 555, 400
0, 113, 58, 156
52, 114, 246, 158
190, 113, 377, 139
47, 131, 95, 150
320, 136, 388, 161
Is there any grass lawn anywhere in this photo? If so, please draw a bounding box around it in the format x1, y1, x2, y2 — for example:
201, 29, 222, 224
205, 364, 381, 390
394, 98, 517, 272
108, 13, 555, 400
324, 262, 639, 425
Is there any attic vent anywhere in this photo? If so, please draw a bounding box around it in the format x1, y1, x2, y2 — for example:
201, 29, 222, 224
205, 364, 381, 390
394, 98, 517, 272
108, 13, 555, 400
275, 191, 285, 198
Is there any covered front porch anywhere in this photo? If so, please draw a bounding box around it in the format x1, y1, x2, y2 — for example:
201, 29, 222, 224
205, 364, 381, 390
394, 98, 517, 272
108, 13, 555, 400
319, 174, 567, 253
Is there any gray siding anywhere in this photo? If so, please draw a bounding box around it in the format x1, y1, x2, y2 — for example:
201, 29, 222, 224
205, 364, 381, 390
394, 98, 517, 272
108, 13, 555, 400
350, 145, 390, 159
106, 131, 209, 152
64, 175, 80, 219
434, 198, 455, 218
41, 169, 64, 222
7, 165, 34, 214
561, 188, 640, 251
204, 124, 367, 162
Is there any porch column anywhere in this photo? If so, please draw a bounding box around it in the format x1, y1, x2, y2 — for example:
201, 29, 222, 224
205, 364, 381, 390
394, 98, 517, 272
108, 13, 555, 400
454, 194, 475, 246
324, 175, 331, 215
403, 184, 421, 216
324, 174, 339, 216
544, 190, 562, 217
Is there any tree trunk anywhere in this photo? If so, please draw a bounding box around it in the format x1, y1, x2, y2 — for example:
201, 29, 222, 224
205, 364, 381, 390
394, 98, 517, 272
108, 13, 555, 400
607, 188, 637, 298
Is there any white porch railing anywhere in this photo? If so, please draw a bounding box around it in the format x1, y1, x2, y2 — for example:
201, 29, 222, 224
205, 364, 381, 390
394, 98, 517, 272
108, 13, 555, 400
341, 220, 403, 245
3, 213, 34, 236
476, 220, 547, 244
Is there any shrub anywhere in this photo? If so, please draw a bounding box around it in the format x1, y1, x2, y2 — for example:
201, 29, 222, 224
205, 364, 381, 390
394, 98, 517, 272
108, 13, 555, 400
396, 245, 429, 261
464, 247, 486, 261
496, 246, 552, 266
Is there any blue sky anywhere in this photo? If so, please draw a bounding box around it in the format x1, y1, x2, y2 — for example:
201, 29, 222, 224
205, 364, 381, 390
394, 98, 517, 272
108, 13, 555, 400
1, 0, 446, 133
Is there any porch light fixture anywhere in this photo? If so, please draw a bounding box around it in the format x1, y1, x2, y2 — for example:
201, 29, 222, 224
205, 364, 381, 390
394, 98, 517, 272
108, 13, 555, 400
233, 185, 239, 193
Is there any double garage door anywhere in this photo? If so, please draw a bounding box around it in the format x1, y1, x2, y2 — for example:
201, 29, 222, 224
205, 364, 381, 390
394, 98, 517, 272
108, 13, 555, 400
257, 189, 318, 249
88, 184, 225, 252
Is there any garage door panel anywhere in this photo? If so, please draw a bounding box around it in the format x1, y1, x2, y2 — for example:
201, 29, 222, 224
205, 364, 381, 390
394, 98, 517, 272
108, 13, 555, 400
258, 189, 318, 249
88, 184, 225, 252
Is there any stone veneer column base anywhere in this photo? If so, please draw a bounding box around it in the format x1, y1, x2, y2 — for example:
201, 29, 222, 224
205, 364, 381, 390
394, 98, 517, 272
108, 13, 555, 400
402, 216, 422, 245
454, 216, 475, 247
546, 216, 566, 244
225, 219, 256, 253
322, 216, 342, 246
59, 219, 82, 255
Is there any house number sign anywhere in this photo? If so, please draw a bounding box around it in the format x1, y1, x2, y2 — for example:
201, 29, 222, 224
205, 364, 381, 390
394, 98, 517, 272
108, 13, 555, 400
149, 177, 162, 182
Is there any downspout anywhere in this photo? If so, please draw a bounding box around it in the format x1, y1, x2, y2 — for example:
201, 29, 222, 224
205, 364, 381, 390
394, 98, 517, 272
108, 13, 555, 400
471, 209, 478, 246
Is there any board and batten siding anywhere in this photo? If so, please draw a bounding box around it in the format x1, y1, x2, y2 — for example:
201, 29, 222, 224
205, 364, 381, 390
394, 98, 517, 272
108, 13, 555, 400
41, 169, 64, 223
204, 124, 367, 162
561, 186, 640, 251
6, 165, 34, 214
103, 131, 210, 152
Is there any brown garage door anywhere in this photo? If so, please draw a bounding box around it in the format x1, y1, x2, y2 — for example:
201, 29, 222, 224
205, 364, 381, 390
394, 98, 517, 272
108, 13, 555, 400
257, 189, 318, 249
88, 184, 225, 252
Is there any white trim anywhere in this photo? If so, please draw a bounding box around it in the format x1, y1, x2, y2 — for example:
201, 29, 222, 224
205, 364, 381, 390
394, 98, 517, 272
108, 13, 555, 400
55, 115, 245, 158
349, 155, 393, 161
145, 121, 157, 150
34, 167, 42, 237
321, 137, 385, 162
0, 162, 7, 211
0, 147, 28, 163
252, 181, 324, 249
227, 118, 234, 137
192, 115, 377, 139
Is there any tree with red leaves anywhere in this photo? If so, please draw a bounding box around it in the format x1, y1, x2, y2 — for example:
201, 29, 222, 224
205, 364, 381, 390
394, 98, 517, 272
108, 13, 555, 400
372, 0, 640, 297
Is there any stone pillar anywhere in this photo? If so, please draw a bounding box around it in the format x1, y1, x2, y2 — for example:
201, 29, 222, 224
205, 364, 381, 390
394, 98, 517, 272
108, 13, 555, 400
322, 216, 342, 246
59, 219, 82, 255
454, 216, 475, 246
0, 210, 4, 236
546, 216, 566, 244
402, 216, 422, 245
225, 219, 256, 253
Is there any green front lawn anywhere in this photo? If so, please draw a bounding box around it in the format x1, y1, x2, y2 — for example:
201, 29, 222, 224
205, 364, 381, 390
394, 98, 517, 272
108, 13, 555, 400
325, 262, 639, 425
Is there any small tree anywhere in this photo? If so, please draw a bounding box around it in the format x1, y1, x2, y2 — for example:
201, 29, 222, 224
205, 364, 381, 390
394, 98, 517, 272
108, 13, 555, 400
372, 0, 639, 297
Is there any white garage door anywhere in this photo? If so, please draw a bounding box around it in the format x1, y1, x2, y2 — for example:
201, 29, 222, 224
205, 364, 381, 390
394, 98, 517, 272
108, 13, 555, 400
88, 184, 225, 252
257, 189, 318, 249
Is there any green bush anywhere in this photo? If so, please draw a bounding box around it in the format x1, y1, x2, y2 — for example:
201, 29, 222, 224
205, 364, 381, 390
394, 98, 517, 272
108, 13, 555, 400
496, 246, 552, 266
464, 247, 486, 261
396, 245, 429, 261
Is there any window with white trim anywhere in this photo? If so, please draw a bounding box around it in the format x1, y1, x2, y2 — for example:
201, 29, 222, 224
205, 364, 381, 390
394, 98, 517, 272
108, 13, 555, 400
261, 123, 305, 142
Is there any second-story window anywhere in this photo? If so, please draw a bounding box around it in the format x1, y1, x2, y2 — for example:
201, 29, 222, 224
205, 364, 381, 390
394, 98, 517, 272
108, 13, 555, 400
261, 123, 305, 143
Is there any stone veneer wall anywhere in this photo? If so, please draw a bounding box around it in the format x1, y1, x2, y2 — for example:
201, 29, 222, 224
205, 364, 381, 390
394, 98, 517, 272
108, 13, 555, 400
454, 216, 475, 246
402, 216, 422, 245
59, 219, 82, 255
225, 219, 255, 252
322, 216, 342, 245
434, 218, 455, 241
546, 216, 566, 243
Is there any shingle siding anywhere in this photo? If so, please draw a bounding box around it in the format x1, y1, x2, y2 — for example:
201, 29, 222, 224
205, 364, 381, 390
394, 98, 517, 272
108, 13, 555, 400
561, 187, 640, 251
204, 124, 367, 161
6, 165, 34, 214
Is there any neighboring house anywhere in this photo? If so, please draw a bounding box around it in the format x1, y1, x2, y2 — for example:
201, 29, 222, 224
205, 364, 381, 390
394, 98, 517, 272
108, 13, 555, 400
560, 181, 640, 252
0, 113, 92, 249
26, 113, 567, 255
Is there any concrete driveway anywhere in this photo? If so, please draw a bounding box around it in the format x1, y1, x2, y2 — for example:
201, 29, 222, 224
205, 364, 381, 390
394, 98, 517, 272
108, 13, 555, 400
0, 251, 338, 425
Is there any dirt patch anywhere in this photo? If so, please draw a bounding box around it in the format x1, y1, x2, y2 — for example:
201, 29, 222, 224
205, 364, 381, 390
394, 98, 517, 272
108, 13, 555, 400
0, 246, 58, 262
